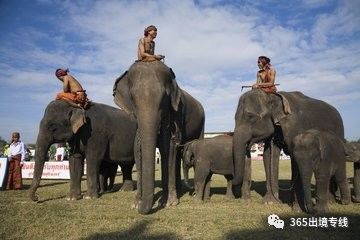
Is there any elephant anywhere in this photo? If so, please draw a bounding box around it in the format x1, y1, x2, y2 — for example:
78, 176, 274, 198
344, 142, 360, 202
233, 89, 344, 210
293, 129, 350, 213
183, 135, 234, 202
28, 100, 136, 201
113, 60, 204, 214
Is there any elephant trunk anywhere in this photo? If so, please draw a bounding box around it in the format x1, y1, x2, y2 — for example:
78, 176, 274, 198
136, 110, 159, 214
233, 126, 251, 186
28, 131, 52, 201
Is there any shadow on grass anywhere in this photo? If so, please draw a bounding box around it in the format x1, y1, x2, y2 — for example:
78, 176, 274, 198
37, 195, 68, 203
20, 181, 68, 190
83, 220, 178, 240
224, 213, 360, 240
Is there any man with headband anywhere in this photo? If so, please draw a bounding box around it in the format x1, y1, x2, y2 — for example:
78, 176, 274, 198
55, 68, 90, 109
252, 56, 277, 93
137, 25, 165, 62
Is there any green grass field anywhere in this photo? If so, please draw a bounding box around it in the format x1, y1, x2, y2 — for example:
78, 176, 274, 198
0, 161, 359, 240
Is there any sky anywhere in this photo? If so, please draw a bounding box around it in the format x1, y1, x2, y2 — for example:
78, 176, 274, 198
0, 0, 359, 144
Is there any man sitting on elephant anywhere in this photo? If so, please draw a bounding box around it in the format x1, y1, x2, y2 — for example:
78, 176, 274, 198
252, 56, 277, 93
137, 25, 165, 62
55, 68, 90, 109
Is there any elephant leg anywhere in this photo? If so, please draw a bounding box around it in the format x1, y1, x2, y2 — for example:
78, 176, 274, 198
68, 153, 83, 200
98, 173, 105, 195
241, 154, 251, 200
85, 158, 101, 199
175, 150, 182, 196
225, 175, 235, 199
291, 159, 302, 213
263, 140, 280, 204
334, 167, 351, 205
314, 173, 330, 213
120, 163, 134, 192
159, 127, 179, 207
159, 143, 168, 207
204, 174, 212, 201
132, 130, 141, 209
108, 175, 115, 192
167, 137, 179, 206
353, 162, 360, 203
194, 167, 208, 203
297, 162, 314, 213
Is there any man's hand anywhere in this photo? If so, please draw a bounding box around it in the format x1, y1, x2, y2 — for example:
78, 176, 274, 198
252, 83, 259, 89
156, 55, 165, 60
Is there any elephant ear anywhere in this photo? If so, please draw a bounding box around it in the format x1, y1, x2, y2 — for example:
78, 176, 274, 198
269, 93, 291, 124
70, 108, 86, 134
113, 71, 135, 115
167, 68, 181, 112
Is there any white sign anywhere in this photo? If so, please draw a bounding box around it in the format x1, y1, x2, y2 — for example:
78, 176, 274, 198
0, 157, 8, 189
22, 161, 71, 179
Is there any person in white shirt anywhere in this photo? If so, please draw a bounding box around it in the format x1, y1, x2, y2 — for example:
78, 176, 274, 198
55, 144, 65, 161
6, 132, 26, 190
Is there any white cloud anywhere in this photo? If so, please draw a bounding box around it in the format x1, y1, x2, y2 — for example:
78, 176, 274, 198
0, 0, 359, 142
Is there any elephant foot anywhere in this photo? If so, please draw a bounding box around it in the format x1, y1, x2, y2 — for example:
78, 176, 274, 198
314, 204, 329, 214
292, 202, 302, 213
166, 195, 179, 207
341, 196, 351, 205
193, 197, 204, 204
84, 193, 99, 200
241, 192, 251, 201
29, 191, 39, 202
120, 180, 134, 192
263, 193, 280, 204
66, 195, 83, 201
352, 195, 360, 203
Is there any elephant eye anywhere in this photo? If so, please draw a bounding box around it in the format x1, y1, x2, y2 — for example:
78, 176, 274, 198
245, 111, 259, 122
48, 123, 57, 132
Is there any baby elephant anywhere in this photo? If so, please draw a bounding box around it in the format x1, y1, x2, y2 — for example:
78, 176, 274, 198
344, 142, 360, 202
293, 129, 351, 213
183, 135, 234, 202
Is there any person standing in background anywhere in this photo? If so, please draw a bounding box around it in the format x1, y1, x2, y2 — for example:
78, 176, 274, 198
6, 132, 26, 190
55, 144, 65, 161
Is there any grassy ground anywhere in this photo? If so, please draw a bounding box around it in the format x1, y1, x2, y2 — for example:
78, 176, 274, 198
0, 161, 359, 240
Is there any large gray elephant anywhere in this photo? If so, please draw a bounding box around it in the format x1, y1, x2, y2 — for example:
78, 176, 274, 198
293, 129, 350, 213
28, 100, 136, 201
183, 135, 234, 202
233, 89, 344, 209
113, 61, 204, 214
344, 142, 360, 202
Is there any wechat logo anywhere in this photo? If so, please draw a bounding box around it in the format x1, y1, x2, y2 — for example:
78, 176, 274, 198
268, 214, 284, 229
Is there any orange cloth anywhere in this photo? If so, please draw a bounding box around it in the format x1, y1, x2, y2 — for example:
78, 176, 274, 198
6, 154, 22, 190
56, 91, 90, 108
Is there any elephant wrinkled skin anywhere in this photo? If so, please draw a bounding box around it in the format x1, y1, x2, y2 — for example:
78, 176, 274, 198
233, 89, 345, 210
183, 135, 234, 202
28, 100, 136, 201
293, 130, 350, 213
113, 61, 204, 214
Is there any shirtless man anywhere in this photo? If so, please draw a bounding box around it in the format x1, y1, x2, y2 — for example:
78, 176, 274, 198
252, 56, 277, 93
137, 25, 165, 62
55, 68, 90, 108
